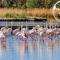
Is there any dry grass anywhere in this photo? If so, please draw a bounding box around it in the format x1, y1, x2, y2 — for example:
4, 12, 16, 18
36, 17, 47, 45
26, 8, 54, 22
0, 8, 59, 22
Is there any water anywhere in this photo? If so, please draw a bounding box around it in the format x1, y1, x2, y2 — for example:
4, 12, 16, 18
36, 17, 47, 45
0, 35, 60, 60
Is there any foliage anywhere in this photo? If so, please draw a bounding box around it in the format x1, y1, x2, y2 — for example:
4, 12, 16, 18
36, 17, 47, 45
4, 13, 26, 18
0, 0, 59, 8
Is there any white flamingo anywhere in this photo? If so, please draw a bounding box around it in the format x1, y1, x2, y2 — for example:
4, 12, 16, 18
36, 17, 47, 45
37, 27, 47, 44
1, 27, 12, 36
53, 28, 60, 46
0, 31, 7, 55
53, 28, 60, 35
46, 28, 56, 48
29, 26, 41, 52
13, 28, 20, 35
13, 28, 28, 60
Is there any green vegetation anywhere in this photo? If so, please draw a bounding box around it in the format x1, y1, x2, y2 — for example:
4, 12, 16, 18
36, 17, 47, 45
56, 3, 60, 8
0, 0, 59, 8
0, 8, 56, 22
0, 0, 59, 22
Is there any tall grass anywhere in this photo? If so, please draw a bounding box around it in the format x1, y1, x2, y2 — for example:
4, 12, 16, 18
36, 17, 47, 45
27, 8, 53, 21
0, 8, 59, 22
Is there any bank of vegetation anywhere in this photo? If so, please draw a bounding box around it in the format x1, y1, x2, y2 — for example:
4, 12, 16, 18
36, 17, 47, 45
0, 0, 60, 22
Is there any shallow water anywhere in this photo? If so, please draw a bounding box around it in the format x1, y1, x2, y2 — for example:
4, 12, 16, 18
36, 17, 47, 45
0, 35, 60, 60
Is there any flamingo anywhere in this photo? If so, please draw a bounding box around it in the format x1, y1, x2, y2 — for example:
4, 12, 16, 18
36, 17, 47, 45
13, 28, 20, 35
7, 28, 12, 35
53, 28, 60, 35
13, 28, 27, 59
29, 26, 40, 51
14, 28, 28, 54
46, 28, 55, 48
0, 31, 7, 54
38, 27, 46, 44
1, 27, 12, 36
13, 28, 27, 60
52, 28, 60, 46
21, 28, 29, 52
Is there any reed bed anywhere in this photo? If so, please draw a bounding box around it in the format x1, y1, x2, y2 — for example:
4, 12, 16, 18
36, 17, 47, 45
0, 8, 59, 22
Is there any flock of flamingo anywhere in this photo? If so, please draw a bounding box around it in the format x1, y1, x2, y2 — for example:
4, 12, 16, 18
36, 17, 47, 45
0, 25, 60, 55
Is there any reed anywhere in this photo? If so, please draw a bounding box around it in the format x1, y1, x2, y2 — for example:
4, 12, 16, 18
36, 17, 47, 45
0, 8, 59, 22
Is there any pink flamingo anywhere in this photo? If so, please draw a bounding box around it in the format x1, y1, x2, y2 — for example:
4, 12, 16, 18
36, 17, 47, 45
0, 31, 7, 53
29, 27, 38, 50
46, 28, 55, 47
1, 27, 12, 36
